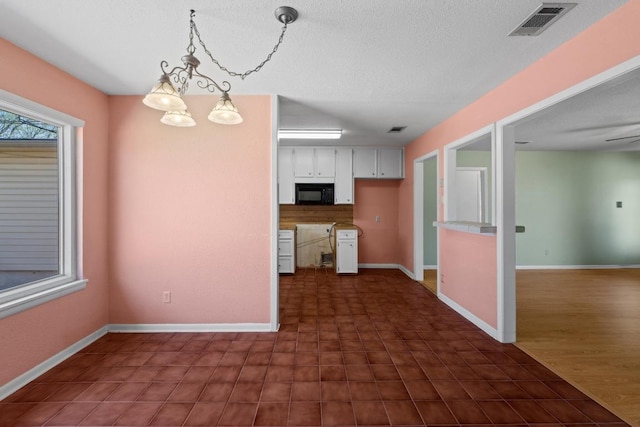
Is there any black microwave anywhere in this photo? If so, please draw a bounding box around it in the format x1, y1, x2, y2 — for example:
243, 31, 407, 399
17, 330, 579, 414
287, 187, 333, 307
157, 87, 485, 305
295, 183, 334, 205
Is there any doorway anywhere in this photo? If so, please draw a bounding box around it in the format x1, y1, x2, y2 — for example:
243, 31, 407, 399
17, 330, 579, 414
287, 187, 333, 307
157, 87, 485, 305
412, 150, 438, 285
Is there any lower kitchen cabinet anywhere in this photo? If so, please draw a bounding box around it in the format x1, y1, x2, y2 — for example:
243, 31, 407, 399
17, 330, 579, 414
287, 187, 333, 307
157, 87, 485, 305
335, 229, 358, 274
278, 229, 295, 274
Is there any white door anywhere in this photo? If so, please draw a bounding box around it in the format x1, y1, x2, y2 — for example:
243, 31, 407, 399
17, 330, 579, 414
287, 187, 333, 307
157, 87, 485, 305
455, 168, 486, 222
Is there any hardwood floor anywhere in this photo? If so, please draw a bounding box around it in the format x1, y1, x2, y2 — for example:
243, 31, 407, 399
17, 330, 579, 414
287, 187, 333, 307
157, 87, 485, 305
419, 269, 437, 294
516, 269, 640, 427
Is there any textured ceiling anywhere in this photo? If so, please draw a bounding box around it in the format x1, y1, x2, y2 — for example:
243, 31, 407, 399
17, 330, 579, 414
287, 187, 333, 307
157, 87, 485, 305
0, 0, 632, 149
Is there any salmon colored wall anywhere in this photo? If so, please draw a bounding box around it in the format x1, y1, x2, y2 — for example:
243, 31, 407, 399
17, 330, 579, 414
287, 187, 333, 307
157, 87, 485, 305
0, 38, 110, 385
440, 230, 497, 327
353, 180, 401, 264
108, 95, 273, 324
399, 0, 640, 329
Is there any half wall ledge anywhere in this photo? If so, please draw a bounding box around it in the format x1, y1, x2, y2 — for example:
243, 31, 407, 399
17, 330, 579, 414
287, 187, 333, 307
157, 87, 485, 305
433, 221, 525, 235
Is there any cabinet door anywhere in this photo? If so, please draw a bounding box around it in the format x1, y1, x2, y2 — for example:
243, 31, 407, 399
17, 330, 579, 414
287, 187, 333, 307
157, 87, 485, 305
378, 149, 404, 178
353, 148, 377, 178
337, 239, 358, 273
315, 148, 336, 178
334, 148, 353, 204
293, 147, 315, 177
278, 147, 295, 204
278, 257, 294, 274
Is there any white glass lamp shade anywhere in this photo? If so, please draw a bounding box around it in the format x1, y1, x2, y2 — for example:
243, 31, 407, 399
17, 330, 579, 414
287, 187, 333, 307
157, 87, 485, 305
208, 92, 243, 125
142, 75, 187, 112
160, 110, 196, 127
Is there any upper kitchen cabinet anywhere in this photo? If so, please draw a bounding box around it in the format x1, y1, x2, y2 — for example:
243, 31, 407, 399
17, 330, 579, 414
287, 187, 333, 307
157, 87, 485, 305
353, 148, 404, 179
334, 148, 354, 204
293, 147, 336, 179
278, 147, 295, 204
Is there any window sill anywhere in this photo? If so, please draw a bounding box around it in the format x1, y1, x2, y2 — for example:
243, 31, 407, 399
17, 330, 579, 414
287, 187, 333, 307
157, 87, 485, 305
0, 278, 88, 320
433, 221, 497, 235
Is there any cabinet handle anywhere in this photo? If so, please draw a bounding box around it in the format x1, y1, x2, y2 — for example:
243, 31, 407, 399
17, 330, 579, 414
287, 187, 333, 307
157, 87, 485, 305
381, 172, 385, 175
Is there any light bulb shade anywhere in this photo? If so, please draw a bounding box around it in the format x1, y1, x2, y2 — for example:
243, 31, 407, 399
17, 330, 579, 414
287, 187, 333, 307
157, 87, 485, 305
143, 75, 187, 112
208, 93, 243, 125
160, 110, 196, 127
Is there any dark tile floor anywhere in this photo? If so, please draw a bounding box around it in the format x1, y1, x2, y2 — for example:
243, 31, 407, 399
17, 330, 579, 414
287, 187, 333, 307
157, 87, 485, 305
0, 268, 630, 426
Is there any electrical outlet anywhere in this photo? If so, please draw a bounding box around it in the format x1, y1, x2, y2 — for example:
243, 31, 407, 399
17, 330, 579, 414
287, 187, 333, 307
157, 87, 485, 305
375, 215, 381, 222
163, 291, 171, 303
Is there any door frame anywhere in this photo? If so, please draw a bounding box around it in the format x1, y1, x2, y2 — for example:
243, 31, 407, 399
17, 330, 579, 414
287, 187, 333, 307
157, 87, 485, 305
495, 55, 640, 343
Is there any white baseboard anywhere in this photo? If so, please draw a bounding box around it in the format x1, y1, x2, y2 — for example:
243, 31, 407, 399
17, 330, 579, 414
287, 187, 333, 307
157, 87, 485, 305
358, 263, 401, 269
108, 323, 274, 333
398, 264, 415, 280
516, 264, 640, 270
438, 293, 499, 341
0, 325, 108, 400
357, 263, 416, 280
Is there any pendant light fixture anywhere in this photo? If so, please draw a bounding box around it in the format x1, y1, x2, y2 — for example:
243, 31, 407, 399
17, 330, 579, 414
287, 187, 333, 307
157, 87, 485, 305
143, 7, 298, 127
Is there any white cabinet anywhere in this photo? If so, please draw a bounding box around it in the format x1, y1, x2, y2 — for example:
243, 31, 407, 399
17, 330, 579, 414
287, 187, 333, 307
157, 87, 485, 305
278, 147, 295, 204
379, 148, 404, 178
335, 229, 358, 274
353, 149, 377, 178
278, 229, 295, 274
293, 147, 336, 178
334, 148, 354, 204
353, 148, 404, 179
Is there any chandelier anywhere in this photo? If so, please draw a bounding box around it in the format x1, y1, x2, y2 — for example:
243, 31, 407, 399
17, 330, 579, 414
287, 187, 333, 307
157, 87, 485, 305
143, 7, 298, 127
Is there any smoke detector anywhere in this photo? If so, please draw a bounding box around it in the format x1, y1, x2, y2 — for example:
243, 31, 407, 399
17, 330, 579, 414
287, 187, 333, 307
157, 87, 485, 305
509, 3, 577, 36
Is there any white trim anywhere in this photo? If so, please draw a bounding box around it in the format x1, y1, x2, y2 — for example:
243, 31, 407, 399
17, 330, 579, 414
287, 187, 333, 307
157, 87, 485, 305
0, 89, 84, 128
423, 265, 437, 270
0, 279, 87, 320
270, 95, 280, 332
398, 264, 415, 280
358, 263, 401, 269
0, 90, 86, 320
495, 124, 516, 343
494, 55, 640, 345
443, 124, 494, 224
0, 326, 107, 400
108, 323, 274, 333
516, 264, 640, 270
439, 293, 499, 340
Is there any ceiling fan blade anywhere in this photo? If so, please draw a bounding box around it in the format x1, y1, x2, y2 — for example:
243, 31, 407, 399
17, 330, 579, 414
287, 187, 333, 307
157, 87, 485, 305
568, 122, 640, 133
605, 134, 640, 142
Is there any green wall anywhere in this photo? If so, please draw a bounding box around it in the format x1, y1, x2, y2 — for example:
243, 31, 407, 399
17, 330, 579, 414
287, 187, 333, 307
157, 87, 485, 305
516, 151, 640, 266
423, 157, 437, 266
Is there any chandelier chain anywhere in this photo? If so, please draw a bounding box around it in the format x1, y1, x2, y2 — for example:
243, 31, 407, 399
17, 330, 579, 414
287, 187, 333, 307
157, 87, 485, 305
191, 19, 289, 80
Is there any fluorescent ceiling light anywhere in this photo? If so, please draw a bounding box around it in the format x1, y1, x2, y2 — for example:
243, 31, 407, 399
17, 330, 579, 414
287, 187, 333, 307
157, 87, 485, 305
278, 129, 342, 139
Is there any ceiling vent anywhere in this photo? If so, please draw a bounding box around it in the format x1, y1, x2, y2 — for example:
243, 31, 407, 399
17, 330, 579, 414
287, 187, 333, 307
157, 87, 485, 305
387, 126, 407, 134
509, 3, 576, 36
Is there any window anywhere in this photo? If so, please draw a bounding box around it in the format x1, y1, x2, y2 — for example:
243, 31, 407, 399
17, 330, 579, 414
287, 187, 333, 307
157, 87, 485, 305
0, 90, 86, 319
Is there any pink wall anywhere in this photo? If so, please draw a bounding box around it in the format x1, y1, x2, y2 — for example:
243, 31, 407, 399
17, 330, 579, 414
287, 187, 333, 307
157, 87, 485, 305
108, 95, 273, 324
440, 230, 497, 327
0, 38, 110, 385
353, 180, 401, 264
399, 0, 640, 329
